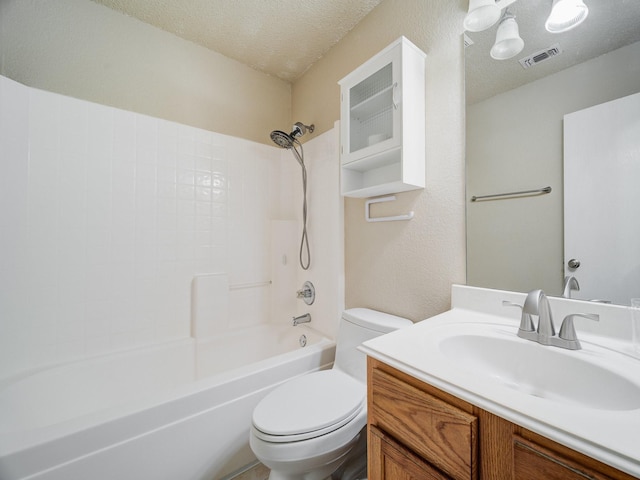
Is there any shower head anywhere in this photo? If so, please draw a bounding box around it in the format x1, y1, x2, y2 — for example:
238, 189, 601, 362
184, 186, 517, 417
270, 130, 295, 149
270, 121, 315, 149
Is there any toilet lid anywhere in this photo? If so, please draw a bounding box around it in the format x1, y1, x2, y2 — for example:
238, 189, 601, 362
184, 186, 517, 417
252, 369, 365, 442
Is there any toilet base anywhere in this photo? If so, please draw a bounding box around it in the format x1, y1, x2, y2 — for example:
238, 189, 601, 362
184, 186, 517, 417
265, 444, 352, 480
265, 429, 367, 480
330, 430, 367, 480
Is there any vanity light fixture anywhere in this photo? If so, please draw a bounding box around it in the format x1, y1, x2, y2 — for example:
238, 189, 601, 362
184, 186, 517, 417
463, 0, 501, 32
465, 0, 590, 61
490, 9, 525, 60
545, 0, 589, 33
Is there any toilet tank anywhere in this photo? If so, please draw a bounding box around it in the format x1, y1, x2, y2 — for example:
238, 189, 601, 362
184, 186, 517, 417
334, 308, 412, 382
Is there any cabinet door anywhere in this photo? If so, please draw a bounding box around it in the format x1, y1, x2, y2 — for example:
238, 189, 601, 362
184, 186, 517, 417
339, 43, 402, 165
369, 426, 451, 480
370, 368, 477, 480
513, 436, 614, 480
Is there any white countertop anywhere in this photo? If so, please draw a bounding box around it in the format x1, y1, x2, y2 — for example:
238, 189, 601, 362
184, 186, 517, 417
360, 285, 640, 478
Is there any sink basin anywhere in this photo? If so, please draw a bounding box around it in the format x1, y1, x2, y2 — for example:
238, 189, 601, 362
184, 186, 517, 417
439, 331, 640, 411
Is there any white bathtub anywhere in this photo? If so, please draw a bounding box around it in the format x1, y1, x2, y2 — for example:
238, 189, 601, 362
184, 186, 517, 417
0, 324, 335, 480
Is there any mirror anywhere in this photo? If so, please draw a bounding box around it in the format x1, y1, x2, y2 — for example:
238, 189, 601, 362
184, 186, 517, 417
465, 0, 640, 305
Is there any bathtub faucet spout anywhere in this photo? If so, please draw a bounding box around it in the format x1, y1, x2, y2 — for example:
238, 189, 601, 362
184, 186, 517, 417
292, 313, 311, 326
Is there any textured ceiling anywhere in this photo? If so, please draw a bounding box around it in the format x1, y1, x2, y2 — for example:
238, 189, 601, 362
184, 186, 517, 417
90, 0, 383, 82
465, 0, 640, 104
90, 0, 640, 99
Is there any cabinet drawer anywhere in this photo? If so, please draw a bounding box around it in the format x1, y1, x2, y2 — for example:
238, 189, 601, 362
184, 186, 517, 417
370, 368, 477, 480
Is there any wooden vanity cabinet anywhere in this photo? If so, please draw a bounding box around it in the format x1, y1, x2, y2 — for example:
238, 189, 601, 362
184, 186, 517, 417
367, 358, 636, 480
369, 426, 450, 480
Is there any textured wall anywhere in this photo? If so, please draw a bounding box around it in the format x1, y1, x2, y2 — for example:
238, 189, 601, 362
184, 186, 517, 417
0, 0, 291, 145
293, 0, 468, 322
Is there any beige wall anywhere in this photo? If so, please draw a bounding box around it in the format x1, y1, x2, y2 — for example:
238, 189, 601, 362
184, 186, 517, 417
1, 0, 468, 323
0, 0, 291, 144
293, 0, 468, 322
466, 41, 640, 297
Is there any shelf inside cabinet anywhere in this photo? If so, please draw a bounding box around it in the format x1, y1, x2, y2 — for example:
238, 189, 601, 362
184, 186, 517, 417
350, 86, 394, 121
342, 146, 401, 172
342, 147, 412, 198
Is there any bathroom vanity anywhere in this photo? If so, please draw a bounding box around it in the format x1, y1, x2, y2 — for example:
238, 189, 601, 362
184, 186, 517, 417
361, 285, 640, 479
367, 358, 635, 479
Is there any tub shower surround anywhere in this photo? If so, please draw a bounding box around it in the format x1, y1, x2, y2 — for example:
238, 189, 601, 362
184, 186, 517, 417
0, 74, 343, 479
0, 73, 286, 377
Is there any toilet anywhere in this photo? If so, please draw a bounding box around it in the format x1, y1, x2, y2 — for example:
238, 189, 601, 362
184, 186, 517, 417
249, 308, 412, 480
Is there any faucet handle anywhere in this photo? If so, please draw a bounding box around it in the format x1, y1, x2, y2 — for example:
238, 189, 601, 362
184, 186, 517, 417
558, 313, 600, 342
296, 281, 315, 305
502, 300, 535, 332
502, 300, 522, 311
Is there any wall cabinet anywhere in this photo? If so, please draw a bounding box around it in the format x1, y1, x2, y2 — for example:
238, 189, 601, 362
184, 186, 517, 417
338, 37, 426, 198
367, 358, 636, 480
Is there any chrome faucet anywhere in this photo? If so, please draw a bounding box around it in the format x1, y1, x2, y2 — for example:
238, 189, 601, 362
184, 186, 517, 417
523, 289, 555, 342
296, 281, 315, 305
562, 276, 580, 298
292, 313, 311, 326
503, 289, 599, 350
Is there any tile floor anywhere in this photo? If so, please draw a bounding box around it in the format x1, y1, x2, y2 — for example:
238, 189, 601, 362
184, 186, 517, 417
232, 462, 270, 480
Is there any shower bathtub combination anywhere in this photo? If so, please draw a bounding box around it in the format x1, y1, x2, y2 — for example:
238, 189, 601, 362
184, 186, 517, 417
0, 324, 335, 480
0, 72, 342, 480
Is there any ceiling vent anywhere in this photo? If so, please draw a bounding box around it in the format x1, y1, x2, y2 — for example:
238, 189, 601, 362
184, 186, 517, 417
519, 44, 563, 69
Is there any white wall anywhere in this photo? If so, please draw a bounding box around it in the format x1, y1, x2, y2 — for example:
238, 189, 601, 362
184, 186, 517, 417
466, 41, 640, 296
0, 75, 344, 379
292, 125, 344, 336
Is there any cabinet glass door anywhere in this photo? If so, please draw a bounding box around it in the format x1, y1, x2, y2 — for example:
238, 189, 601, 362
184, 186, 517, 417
348, 62, 395, 155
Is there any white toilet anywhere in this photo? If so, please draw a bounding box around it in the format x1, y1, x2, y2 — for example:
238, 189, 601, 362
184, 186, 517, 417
249, 308, 412, 480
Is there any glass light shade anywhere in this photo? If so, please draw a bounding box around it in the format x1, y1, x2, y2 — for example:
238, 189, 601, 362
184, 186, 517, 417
490, 16, 525, 60
463, 0, 501, 32
545, 0, 589, 33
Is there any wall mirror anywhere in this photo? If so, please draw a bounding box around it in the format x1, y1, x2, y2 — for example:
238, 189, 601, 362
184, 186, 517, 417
465, 0, 640, 305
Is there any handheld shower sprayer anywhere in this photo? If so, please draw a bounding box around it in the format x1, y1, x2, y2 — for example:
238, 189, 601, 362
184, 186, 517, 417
269, 121, 315, 270
270, 122, 315, 150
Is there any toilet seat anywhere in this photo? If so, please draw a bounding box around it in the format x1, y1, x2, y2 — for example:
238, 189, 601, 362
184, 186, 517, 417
252, 369, 365, 443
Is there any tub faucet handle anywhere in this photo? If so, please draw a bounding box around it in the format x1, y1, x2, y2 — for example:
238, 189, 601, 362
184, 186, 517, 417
297, 288, 312, 298
296, 281, 315, 305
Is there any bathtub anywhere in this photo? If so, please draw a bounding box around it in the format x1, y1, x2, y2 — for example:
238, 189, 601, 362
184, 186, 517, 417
0, 324, 335, 480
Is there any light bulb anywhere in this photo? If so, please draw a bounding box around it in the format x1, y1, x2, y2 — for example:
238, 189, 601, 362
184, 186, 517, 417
490, 13, 525, 60
464, 0, 501, 32
545, 0, 589, 33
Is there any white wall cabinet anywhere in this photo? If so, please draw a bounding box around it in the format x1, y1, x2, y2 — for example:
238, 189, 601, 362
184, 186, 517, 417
339, 36, 426, 198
